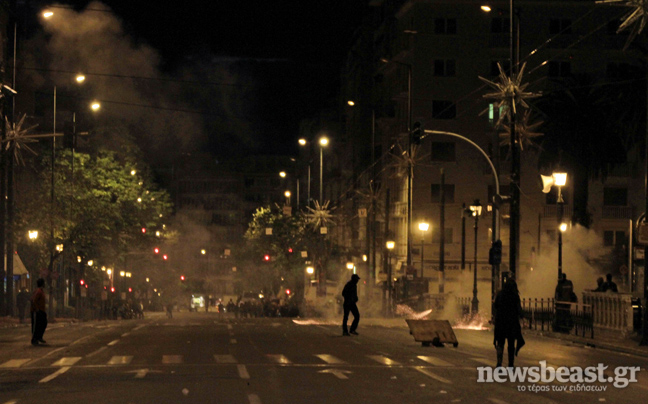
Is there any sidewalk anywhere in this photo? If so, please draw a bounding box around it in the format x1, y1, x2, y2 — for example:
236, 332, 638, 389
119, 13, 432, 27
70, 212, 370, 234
0, 315, 81, 329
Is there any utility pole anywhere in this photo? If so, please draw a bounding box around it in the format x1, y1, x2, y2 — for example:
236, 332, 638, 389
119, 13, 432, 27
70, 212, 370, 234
439, 168, 445, 294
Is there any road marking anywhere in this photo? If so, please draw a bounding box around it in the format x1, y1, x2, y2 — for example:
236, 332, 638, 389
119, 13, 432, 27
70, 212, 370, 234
0, 359, 30, 368
107, 339, 119, 346
70, 335, 93, 346
162, 355, 183, 364
248, 393, 262, 404
51, 357, 81, 367
487, 399, 510, 404
267, 354, 292, 364
318, 368, 352, 379
417, 355, 454, 367
121, 332, 131, 337
471, 357, 493, 366
414, 367, 452, 384
3, 400, 18, 404
315, 354, 346, 364
238, 364, 250, 379
39, 366, 70, 383
230, 338, 237, 344
86, 346, 108, 358
107, 356, 133, 365
214, 355, 237, 363
135, 369, 149, 378
367, 355, 400, 366
133, 325, 146, 331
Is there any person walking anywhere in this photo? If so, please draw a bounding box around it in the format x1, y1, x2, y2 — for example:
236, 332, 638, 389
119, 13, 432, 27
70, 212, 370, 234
602, 273, 618, 292
17, 288, 29, 323
341, 274, 361, 336
493, 278, 524, 367
30, 279, 48, 346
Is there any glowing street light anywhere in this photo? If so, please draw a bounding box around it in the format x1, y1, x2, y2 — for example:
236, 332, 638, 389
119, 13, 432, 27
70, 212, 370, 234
279, 171, 287, 178
541, 171, 568, 281
90, 101, 101, 111
201, 249, 206, 255
385, 241, 395, 314
76, 74, 86, 83
43, 11, 54, 18
306, 266, 315, 274
418, 222, 430, 278
28, 230, 38, 240
319, 136, 329, 203
469, 200, 482, 315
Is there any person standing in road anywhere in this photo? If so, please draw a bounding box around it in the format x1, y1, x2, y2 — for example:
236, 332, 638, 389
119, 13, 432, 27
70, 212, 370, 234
30, 279, 48, 346
17, 288, 29, 323
341, 274, 361, 336
493, 278, 524, 367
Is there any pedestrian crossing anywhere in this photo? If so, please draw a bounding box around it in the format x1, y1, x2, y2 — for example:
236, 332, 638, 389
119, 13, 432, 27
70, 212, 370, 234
0, 352, 494, 369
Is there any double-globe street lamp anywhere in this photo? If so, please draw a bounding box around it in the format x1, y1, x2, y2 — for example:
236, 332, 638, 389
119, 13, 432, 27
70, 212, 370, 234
418, 222, 429, 278
541, 171, 568, 281
469, 200, 483, 315
385, 240, 395, 315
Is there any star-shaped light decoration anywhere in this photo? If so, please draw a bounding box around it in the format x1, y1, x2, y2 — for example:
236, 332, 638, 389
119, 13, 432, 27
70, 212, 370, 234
389, 143, 426, 179
4, 114, 38, 165
498, 110, 544, 151
355, 180, 383, 217
304, 200, 335, 230
597, 0, 648, 49
479, 62, 540, 128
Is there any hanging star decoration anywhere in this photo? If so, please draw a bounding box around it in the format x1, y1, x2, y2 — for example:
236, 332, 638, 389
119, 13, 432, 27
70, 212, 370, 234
479, 62, 540, 128
499, 110, 544, 151
4, 114, 38, 165
304, 200, 335, 230
389, 143, 426, 178
355, 180, 383, 217
597, 0, 648, 49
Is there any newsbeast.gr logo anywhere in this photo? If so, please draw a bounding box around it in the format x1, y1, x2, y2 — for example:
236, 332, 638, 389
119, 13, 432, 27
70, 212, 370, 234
477, 361, 641, 392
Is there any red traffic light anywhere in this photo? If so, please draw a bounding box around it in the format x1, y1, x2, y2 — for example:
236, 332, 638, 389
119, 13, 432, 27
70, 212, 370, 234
110, 287, 115, 293
288, 248, 293, 253
285, 289, 291, 295
163, 254, 168, 260
154, 247, 159, 254
80, 279, 85, 285
264, 255, 270, 261
128, 288, 132, 292
141, 227, 146, 233
180, 275, 185, 281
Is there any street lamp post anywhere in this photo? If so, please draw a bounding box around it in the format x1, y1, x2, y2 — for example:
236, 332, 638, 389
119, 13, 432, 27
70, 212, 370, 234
386, 240, 395, 316
298, 138, 311, 206
418, 222, 429, 278
470, 200, 482, 315
319, 137, 329, 204
541, 172, 567, 280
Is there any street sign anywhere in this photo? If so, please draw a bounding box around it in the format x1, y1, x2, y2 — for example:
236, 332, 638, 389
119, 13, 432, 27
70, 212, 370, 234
320, 227, 328, 234
265, 228, 273, 235
301, 251, 308, 258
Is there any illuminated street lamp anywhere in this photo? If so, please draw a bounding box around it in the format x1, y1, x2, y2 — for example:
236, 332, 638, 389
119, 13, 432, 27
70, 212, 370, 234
90, 101, 101, 111
28, 230, 38, 240
469, 200, 483, 315
418, 222, 430, 278
541, 171, 568, 280
279, 171, 287, 178
306, 266, 315, 275
386, 241, 395, 315
76, 74, 86, 83
42, 10, 53, 18
284, 190, 291, 206
319, 136, 329, 204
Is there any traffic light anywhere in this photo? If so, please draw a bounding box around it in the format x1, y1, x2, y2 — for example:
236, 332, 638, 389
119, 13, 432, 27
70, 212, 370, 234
411, 121, 423, 145
489, 240, 502, 265
63, 121, 76, 149
264, 254, 270, 262
285, 289, 291, 295
80, 279, 85, 286
128, 288, 132, 292
288, 248, 293, 253
154, 247, 159, 254
163, 254, 168, 260
141, 227, 147, 234
180, 275, 185, 281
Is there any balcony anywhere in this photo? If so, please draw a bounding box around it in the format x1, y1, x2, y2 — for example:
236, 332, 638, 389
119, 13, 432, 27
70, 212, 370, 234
602, 206, 633, 220
543, 205, 572, 219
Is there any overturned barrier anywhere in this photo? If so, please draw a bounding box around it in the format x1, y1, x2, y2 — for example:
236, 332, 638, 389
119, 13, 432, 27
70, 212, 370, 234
406, 319, 459, 347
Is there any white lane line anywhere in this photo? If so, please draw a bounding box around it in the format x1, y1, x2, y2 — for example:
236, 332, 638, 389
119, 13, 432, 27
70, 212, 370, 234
417, 355, 454, 367
238, 364, 250, 379
487, 399, 510, 404
267, 354, 291, 364
107, 356, 133, 365
248, 394, 262, 404
107, 339, 119, 346
133, 325, 146, 331
86, 346, 108, 358
0, 359, 31, 368
3, 400, 18, 404
162, 355, 183, 364
314, 354, 346, 364
121, 332, 131, 337
471, 357, 494, 366
39, 366, 71, 383
214, 355, 237, 363
367, 355, 401, 366
70, 335, 93, 346
414, 367, 452, 384
51, 357, 81, 367
230, 338, 237, 344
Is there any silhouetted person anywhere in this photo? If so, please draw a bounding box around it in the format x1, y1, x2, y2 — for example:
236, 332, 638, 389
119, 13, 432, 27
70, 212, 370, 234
341, 274, 361, 336
31, 279, 48, 345
554, 273, 575, 332
17, 288, 29, 323
602, 273, 618, 292
493, 279, 524, 367
593, 277, 605, 292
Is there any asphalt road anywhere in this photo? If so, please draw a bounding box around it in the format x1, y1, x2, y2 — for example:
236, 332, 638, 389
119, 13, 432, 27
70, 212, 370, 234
0, 312, 646, 404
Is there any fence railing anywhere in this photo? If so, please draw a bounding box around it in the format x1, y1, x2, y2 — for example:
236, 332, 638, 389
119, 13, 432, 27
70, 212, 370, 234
521, 298, 555, 332
521, 298, 594, 338
582, 292, 634, 336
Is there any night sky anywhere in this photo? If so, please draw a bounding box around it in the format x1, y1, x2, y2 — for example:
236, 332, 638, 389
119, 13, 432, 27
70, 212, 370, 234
59, 0, 370, 157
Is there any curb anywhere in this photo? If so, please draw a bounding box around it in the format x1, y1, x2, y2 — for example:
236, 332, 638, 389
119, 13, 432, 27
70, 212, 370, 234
526, 329, 648, 359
